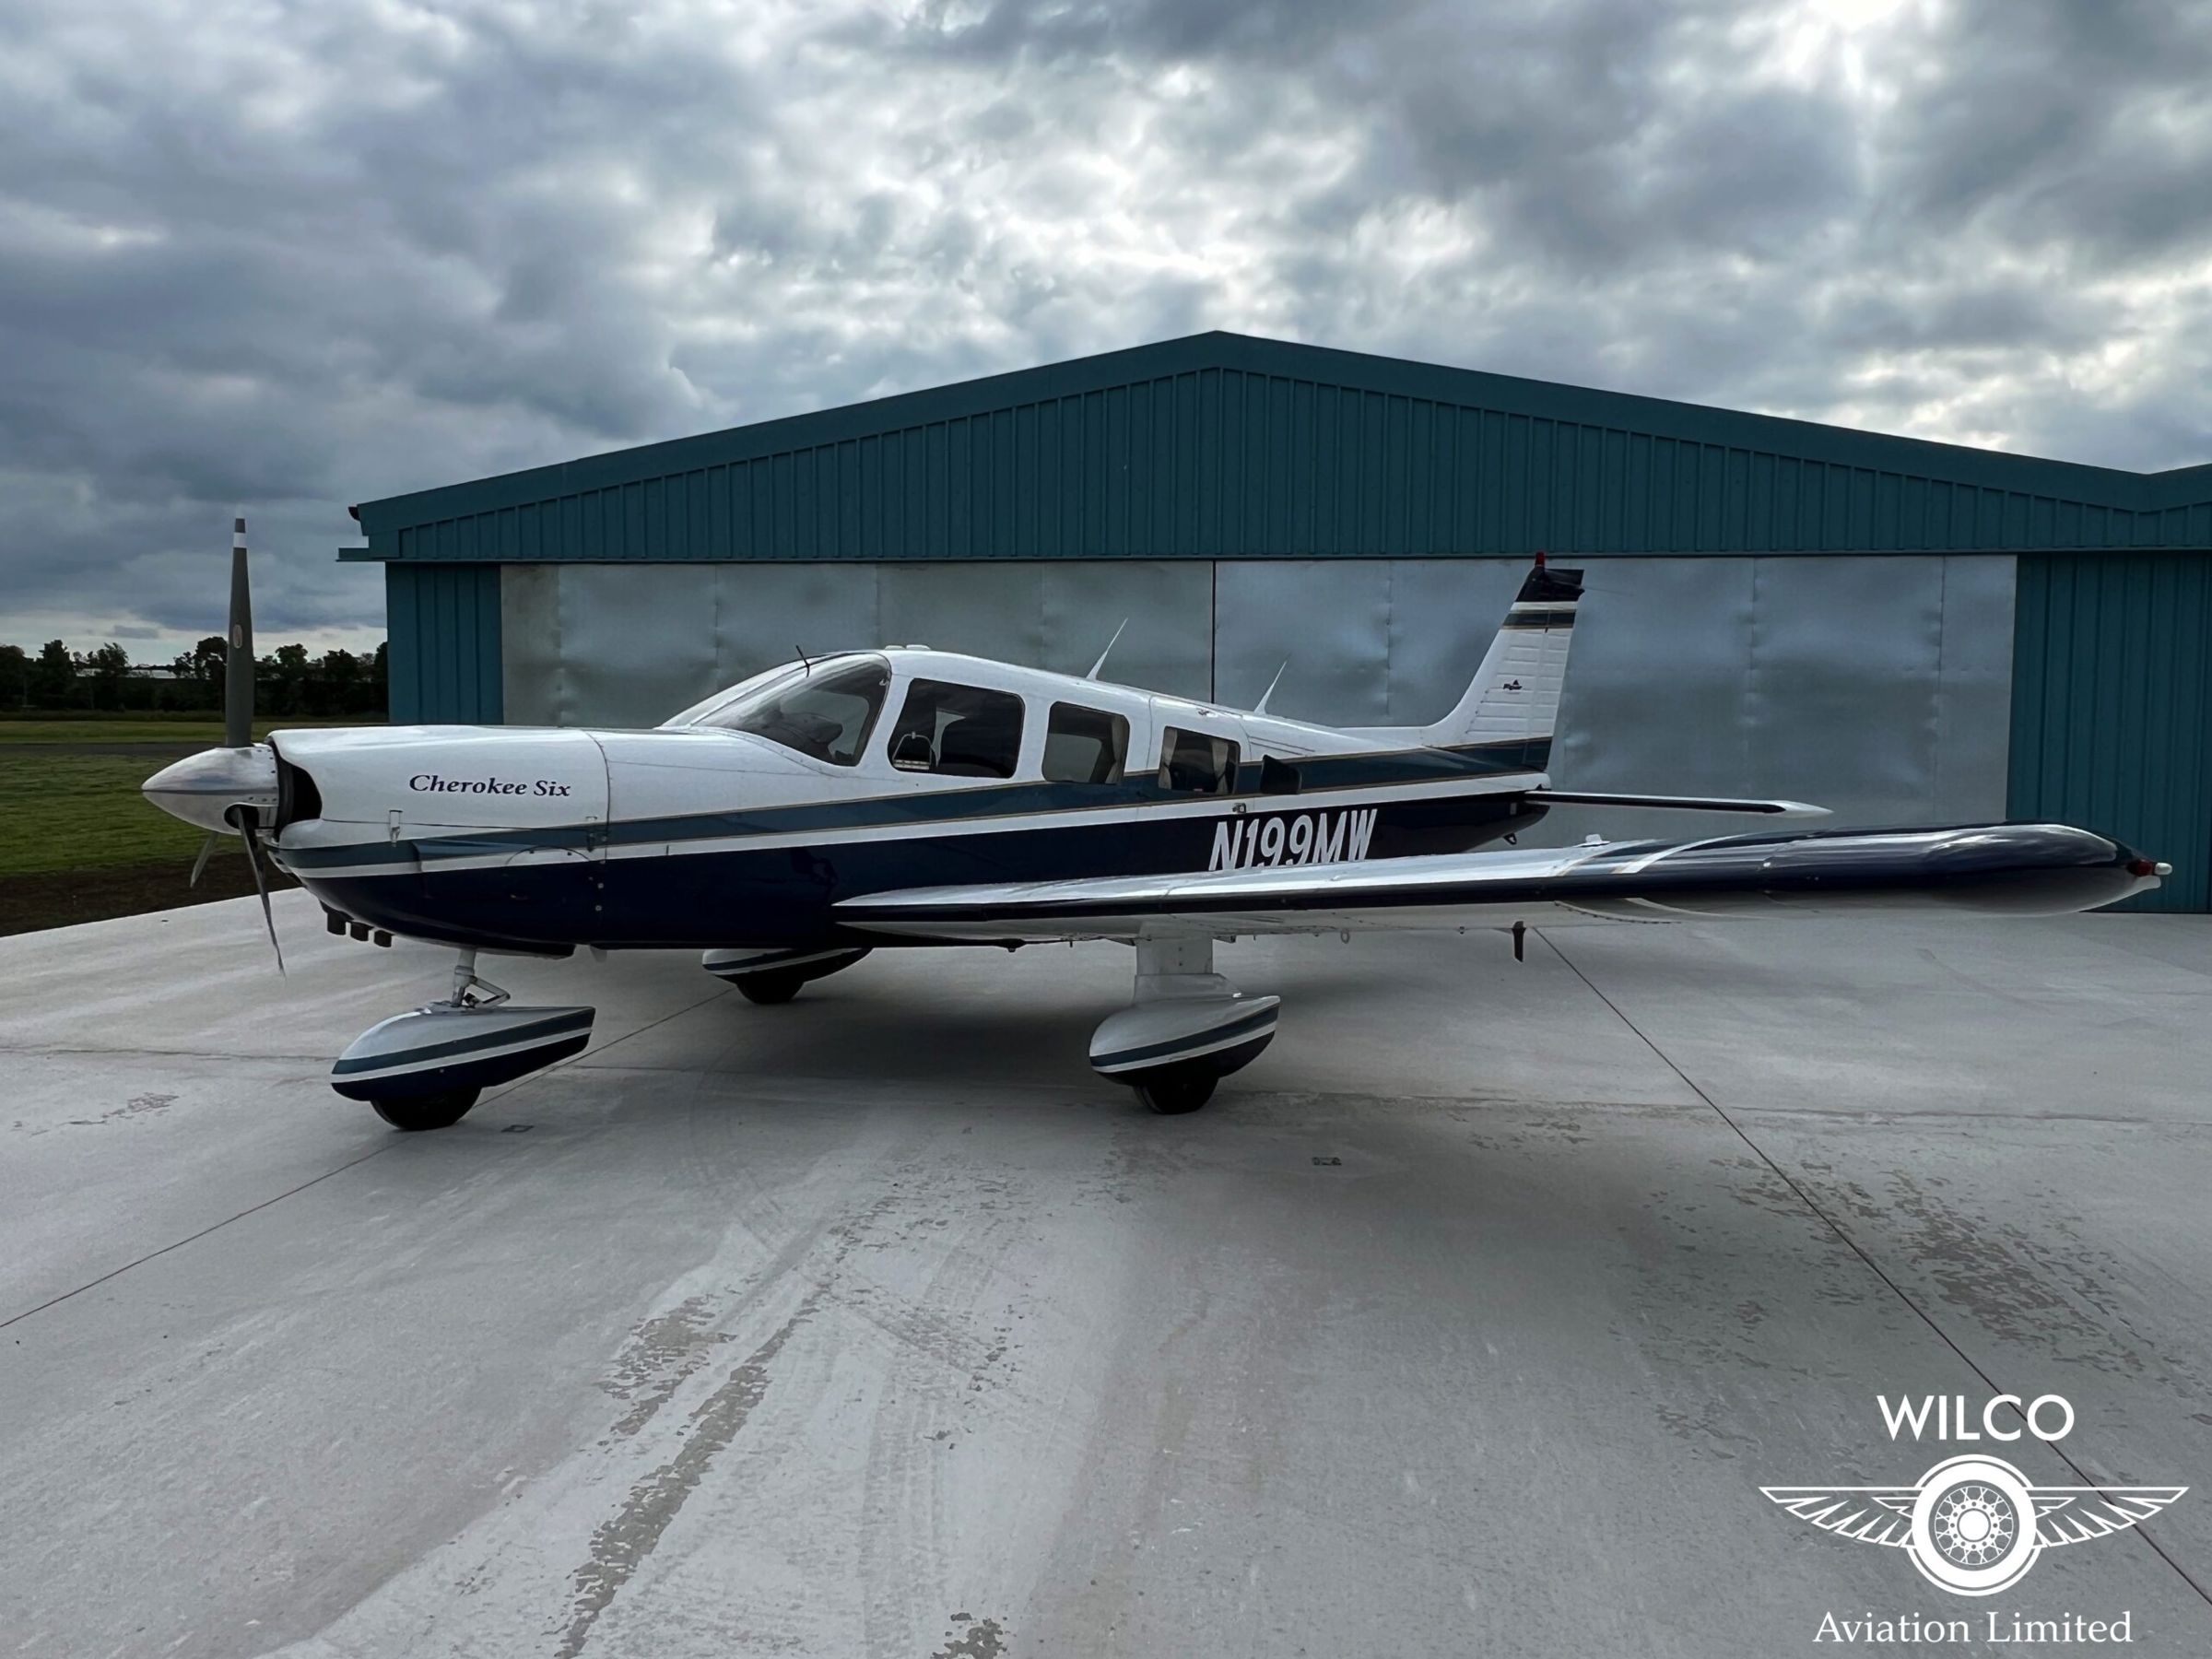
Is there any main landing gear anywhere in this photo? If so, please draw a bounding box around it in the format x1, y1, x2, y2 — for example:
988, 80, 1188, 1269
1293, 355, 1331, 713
330, 950, 597, 1131
702, 945, 871, 1004
1088, 936, 1278, 1114
371, 1089, 479, 1133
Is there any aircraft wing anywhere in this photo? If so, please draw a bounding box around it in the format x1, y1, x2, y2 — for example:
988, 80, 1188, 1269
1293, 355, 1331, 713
837, 823, 2159, 943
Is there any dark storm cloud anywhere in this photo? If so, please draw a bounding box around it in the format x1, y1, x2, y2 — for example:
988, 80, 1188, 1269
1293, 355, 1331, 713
3, 0, 2209, 652
1881, 0, 2212, 259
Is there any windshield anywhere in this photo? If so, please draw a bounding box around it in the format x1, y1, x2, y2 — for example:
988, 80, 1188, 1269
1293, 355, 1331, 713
661, 661, 807, 730
674, 655, 890, 766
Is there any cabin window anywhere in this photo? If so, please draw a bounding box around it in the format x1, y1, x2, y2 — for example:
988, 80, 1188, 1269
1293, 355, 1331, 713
1159, 726, 1239, 794
703, 658, 888, 766
1042, 702, 1129, 784
885, 680, 1026, 779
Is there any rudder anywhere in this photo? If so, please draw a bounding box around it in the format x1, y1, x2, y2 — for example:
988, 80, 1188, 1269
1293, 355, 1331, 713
1402, 558, 1584, 760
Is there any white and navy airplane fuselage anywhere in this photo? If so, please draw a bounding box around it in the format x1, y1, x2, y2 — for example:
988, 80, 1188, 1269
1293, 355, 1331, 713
144, 558, 2165, 1127
270, 656, 1563, 955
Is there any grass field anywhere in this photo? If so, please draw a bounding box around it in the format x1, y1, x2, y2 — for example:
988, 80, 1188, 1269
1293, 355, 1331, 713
0, 716, 362, 745
0, 752, 215, 874
0, 715, 373, 930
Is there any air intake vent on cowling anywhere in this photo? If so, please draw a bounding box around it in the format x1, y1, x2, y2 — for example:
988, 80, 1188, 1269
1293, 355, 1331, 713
275, 758, 324, 829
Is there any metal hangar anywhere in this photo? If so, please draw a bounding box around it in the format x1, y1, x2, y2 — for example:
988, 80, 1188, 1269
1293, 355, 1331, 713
345, 331, 2212, 910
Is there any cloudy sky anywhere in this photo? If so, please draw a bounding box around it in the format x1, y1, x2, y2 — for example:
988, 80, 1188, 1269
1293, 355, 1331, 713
4, 0, 2208, 656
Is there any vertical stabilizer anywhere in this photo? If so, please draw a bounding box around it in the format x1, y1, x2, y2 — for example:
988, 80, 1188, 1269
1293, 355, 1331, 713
1351, 558, 1583, 763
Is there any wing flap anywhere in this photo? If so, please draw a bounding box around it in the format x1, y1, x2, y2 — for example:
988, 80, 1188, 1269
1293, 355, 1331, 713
1534, 790, 1830, 818
837, 823, 2154, 942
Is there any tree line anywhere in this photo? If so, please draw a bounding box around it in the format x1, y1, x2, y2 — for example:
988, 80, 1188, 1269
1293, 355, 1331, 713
0, 638, 389, 717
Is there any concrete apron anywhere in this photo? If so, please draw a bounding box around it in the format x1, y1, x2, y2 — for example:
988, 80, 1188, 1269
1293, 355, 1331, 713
3, 894, 2209, 1656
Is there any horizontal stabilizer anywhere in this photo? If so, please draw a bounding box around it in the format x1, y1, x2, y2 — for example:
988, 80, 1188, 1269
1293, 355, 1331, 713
1534, 791, 1830, 818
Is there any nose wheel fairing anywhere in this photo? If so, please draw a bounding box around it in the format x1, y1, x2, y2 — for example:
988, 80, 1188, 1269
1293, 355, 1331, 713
331, 953, 594, 1111
330, 1004, 594, 1103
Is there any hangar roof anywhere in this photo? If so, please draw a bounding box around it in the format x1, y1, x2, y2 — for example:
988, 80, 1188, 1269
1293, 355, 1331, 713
348, 331, 2212, 564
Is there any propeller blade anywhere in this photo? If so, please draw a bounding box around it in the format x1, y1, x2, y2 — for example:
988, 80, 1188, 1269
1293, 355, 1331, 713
225, 515, 253, 748
236, 807, 285, 975
188, 831, 217, 888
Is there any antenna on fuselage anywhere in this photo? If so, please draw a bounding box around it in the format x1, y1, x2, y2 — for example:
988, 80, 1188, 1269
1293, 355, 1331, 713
1087, 618, 1128, 680
794, 644, 812, 675
1253, 659, 1288, 715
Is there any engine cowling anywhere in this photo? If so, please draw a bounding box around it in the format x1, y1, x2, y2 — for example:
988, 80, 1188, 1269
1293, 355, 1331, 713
264, 726, 614, 842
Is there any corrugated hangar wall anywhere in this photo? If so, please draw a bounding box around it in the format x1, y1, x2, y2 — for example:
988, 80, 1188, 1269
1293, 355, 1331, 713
358, 333, 2212, 911
2010, 553, 2212, 912
492, 555, 2017, 860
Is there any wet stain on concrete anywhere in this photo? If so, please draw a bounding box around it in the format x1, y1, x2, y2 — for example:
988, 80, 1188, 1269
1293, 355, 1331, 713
53, 1092, 177, 1130
929, 1612, 1008, 1657
1722, 1156, 1820, 1222
555, 1292, 819, 1659
1609, 1148, 1893, 1456
600, 1294, 735, 1440
1822, 1169, 2172, 1381
1516, 1110, 1594, 1146
551, 1164, 1041, 1655
1653, 1398, 1761, 1456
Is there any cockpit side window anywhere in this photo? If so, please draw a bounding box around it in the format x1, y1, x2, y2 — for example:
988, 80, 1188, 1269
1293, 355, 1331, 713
885, 680, 1026, 779
1042, 702, 1129, 784
1159, 726, 1239, 794
698, 659, 888, 765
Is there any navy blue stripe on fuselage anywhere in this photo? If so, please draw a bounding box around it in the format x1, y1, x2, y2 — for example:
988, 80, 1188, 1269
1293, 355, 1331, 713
282, 738, 1550, 876
298, 786, 1549, 952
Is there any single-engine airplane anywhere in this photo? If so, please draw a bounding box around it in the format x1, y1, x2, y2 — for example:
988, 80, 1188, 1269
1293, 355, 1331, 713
147, 520, 2168, 1130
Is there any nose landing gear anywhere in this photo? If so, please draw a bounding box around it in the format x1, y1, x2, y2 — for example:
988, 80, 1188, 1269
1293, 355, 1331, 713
369, 1088, 481, 1133
331, 949, 596, 1130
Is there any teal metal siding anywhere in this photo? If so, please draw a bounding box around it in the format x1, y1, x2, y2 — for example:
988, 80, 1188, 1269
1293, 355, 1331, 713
2009, 553, 2212, 912
386, 564, 502, 724
351, 335, 2212, 567
355, 335, 2212, 864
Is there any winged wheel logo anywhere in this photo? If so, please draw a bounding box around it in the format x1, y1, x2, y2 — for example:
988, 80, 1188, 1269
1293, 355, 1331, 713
1762, 1455, 2185, 1595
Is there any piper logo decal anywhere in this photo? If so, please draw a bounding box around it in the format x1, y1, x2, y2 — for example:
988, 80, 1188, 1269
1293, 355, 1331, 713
1208, 807, 1376, 872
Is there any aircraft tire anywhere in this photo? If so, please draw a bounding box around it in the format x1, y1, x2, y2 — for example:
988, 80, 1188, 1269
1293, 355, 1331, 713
370, 1088, 482, 1132
1130, 1064, 1217, 1115
734, 969, 807, 1005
